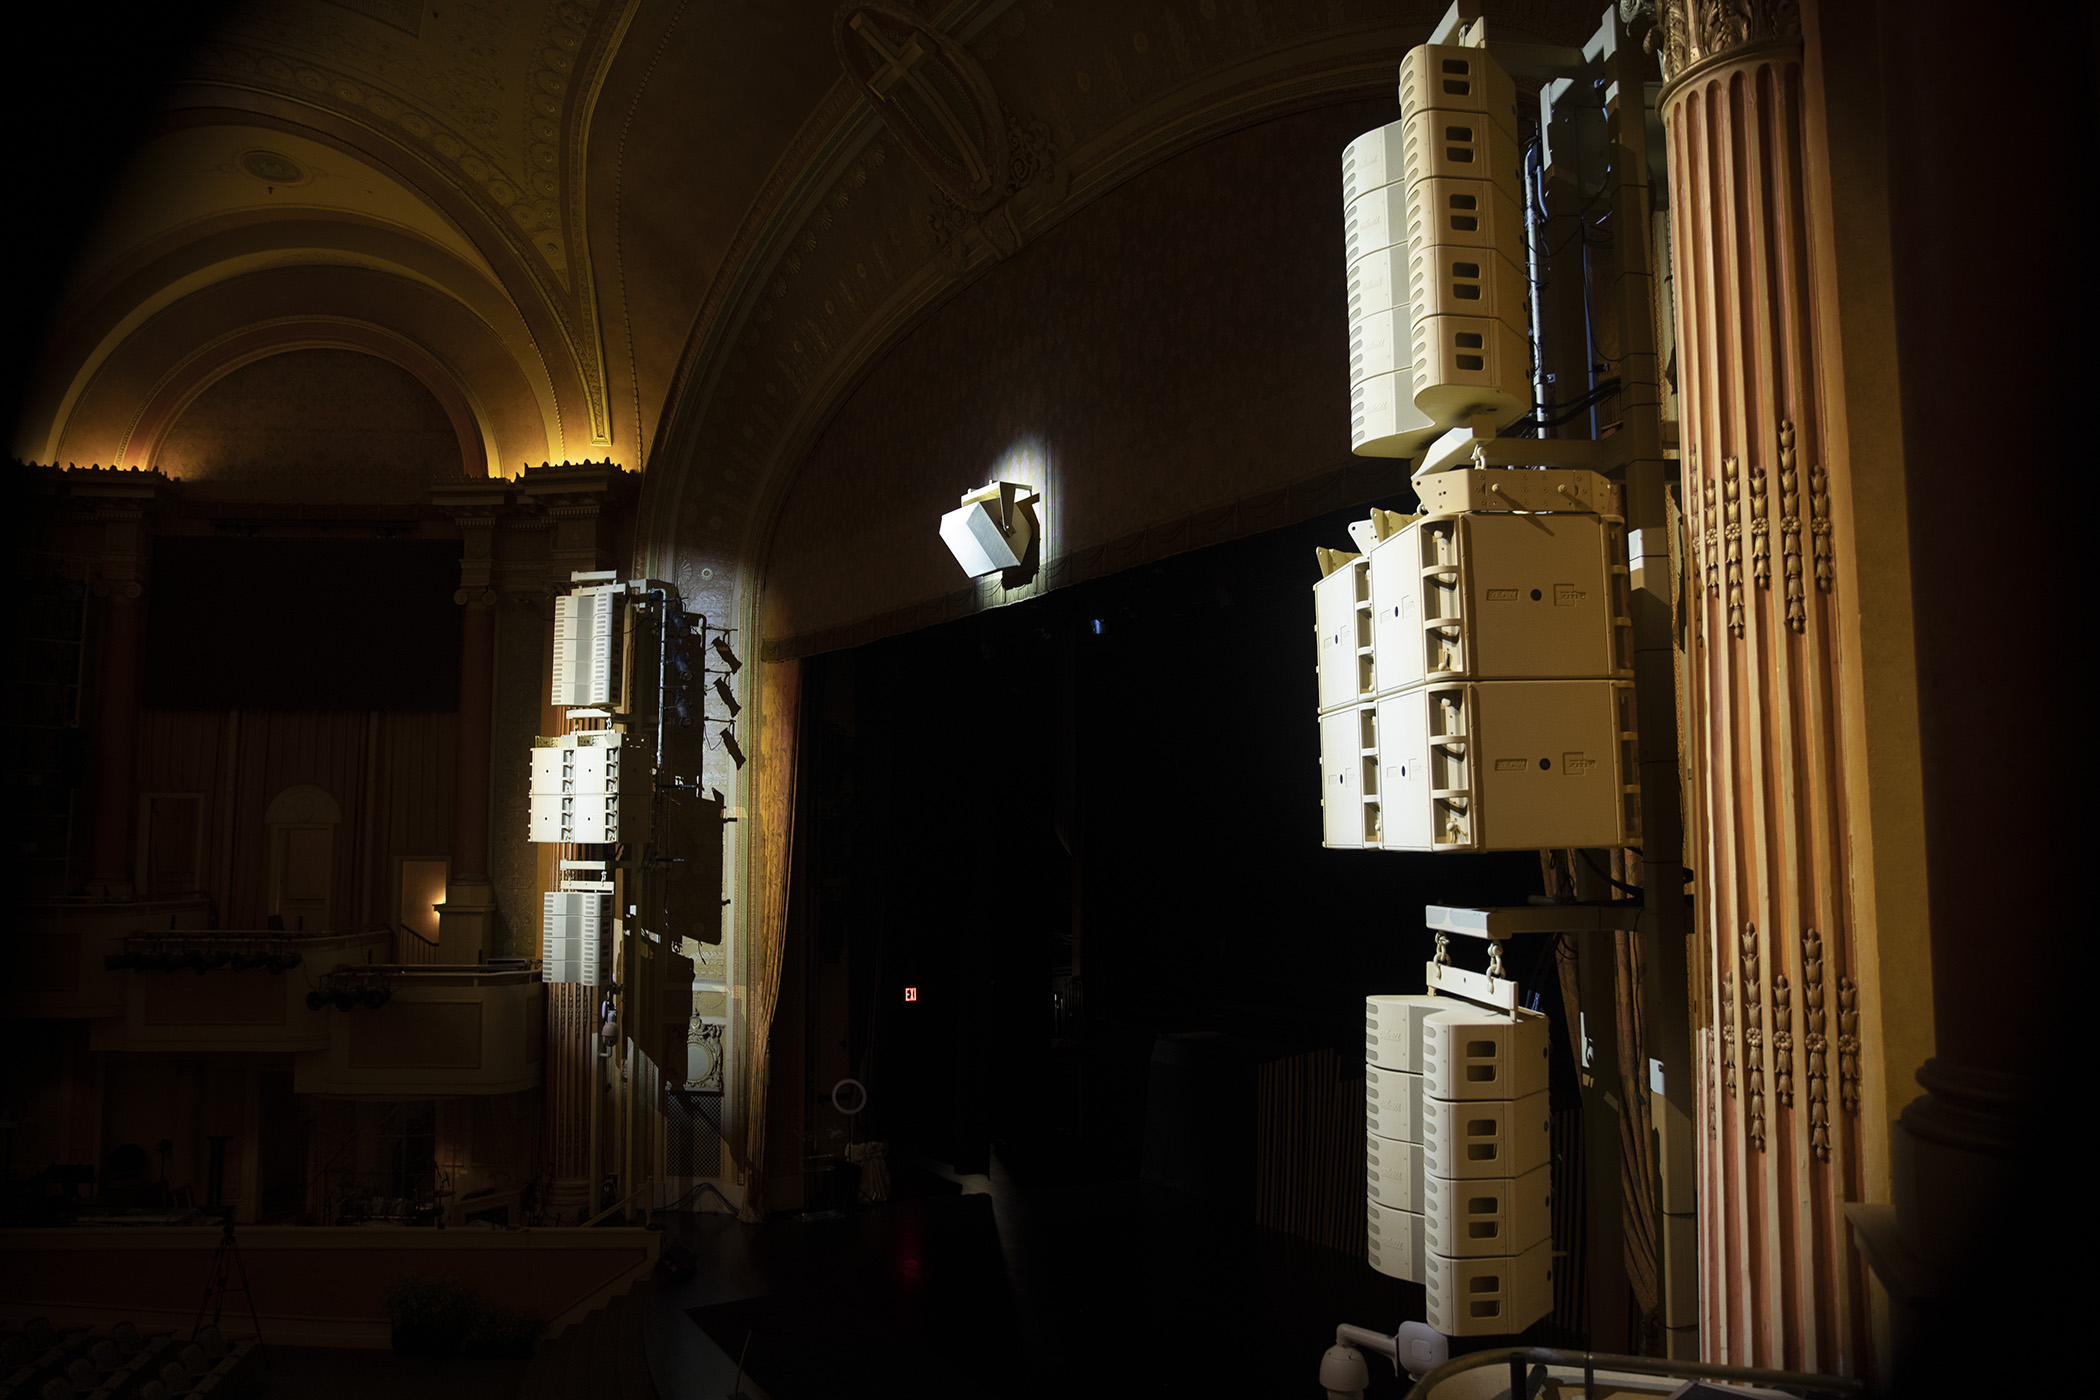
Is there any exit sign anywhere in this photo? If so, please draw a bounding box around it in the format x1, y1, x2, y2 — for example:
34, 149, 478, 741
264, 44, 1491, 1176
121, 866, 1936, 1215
903, 986, 918, 1003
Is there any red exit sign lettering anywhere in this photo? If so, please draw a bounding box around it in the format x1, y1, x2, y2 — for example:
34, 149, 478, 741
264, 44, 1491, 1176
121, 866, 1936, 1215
903, 986, 918, 1003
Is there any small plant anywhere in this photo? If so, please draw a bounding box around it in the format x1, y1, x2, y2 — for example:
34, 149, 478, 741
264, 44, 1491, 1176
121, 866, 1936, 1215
383, 1273, 544, 1358
459, 1300, 544, 1358
383, 1274, 472, 1356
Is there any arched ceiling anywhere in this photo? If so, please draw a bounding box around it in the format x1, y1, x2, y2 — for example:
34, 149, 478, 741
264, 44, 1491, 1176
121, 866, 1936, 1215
66, 123, 502, 297
14, 0, 1598, 527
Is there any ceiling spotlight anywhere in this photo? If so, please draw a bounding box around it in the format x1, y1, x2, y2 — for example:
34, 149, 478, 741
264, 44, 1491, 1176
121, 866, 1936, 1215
939, 481, 1036, 578
712, 676, 740, 717
720, 728, 746, 769
711, 635, 742, 673
305, 990, 328, 1012
330, 989, 358, 1013
669, 650, 691, 681
193, 951, 230, 974
265, 954, 303, 974
362, 987, 392, 1010
670, 693, 693, 726
230, 953, 266, 972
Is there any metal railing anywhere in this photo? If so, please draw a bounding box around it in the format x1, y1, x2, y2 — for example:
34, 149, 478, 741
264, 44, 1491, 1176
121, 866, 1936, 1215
1402, 1346, 1863, 1400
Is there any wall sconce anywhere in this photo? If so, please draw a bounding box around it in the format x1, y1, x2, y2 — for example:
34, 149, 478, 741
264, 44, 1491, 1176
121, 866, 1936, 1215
939, 481, 1037, 578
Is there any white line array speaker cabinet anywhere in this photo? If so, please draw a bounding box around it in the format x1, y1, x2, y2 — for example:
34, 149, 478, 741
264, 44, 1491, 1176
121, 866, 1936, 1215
527, 730, 652, 845
1422, 1003, 1551, 1101
541, 888, 612, 985
1344, 121, 1439, 457
1394, 44, 1529, 426
1364, 989, 1554, 1335
1367, 1133, 1425, 1212
1366, 993, 1446, 1071
1367, 510, 1632, 694
1366, 1062, 1427, 1143
552, 587, 620, 708
1375, 680, 1639, 852
1369, 1196, 1428, 1281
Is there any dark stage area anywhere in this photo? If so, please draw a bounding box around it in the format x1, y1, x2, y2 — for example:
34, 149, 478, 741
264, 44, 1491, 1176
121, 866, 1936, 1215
769, 498, 1548, 1198
713, 503, 1569, 1394
661, 1156, 1428, 1400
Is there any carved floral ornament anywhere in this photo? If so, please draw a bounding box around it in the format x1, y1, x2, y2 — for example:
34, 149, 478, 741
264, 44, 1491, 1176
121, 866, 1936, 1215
835, 4, 1010, 213
1642, 0, 1804, 86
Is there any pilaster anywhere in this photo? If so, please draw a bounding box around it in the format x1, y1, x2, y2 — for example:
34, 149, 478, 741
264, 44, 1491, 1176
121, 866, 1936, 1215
432, 480, 513, 964
69, 468, 174, 900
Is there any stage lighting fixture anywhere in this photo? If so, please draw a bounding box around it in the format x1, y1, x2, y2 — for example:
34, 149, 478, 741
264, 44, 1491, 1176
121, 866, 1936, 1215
670, 693, 693, 726
938, 481, 1036, 578
104, 952, 140, 971
362, 987, 392, 1010
265, 954, 302, 974
710, 635, 742, 672
230, 953, 266, 972
670, 650, 691, 681
330, 989, 358, 1013
712, 676, 740, 716
305, 990, 327, 1011
194, 951, 230, 973
719, 728, 746, 769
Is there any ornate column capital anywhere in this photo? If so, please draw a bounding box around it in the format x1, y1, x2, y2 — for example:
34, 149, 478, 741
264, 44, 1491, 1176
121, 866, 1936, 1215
515, 459, 639, 578
1652, 0, 1803, 91
432, 481, 516, 597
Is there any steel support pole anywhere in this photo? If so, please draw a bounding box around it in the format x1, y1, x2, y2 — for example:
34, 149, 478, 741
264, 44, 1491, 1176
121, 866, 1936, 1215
1600, 11, 1698, 1360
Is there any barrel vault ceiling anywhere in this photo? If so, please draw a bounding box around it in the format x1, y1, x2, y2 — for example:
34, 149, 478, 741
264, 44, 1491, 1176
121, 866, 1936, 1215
19, 0, 1597, 559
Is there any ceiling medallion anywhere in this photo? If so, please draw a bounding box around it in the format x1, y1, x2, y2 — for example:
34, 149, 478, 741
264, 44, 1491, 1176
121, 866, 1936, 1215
237, 149, 311, 187
835, 4, 1009, 213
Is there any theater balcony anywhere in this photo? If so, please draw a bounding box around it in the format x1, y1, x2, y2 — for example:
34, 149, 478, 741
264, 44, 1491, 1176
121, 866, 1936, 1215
83, 930, 392, 1055
6, 897, 215, 1020
291, 962, 545, 1097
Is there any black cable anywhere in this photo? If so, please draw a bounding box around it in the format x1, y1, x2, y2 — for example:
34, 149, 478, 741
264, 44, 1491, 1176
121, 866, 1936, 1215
1579, 848, 1643, 897
1497, 378, 1623, 439
731, 1327, 752, 1400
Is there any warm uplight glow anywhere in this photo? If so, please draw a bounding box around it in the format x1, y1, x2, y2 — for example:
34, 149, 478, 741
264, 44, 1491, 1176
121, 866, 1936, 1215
400, 858, 447, 945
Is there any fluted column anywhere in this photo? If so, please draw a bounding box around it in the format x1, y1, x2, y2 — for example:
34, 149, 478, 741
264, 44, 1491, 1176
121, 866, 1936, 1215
451, 592, 496, 884
85, 580, 142, 897
432, 484, 511, 965
1658, 2, 1872, 1375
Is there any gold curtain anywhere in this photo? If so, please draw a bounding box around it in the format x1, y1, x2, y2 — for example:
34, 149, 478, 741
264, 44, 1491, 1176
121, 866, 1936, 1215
738, 656, 801, 1221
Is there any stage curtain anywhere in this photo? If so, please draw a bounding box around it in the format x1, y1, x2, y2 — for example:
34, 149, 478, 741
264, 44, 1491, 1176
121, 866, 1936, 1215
738, 657, 801, 1221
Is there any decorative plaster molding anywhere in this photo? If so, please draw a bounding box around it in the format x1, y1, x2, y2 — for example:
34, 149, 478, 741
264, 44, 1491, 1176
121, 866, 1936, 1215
185, 0, 635, 444
1654, 0, 1802, 87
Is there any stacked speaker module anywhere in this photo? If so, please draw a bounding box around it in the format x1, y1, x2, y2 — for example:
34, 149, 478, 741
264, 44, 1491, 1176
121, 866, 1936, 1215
1320, 39, 1641, 856
529, 574, 649, 988
1366, 989, 1553, 1336
1343, 43, 1526, 460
